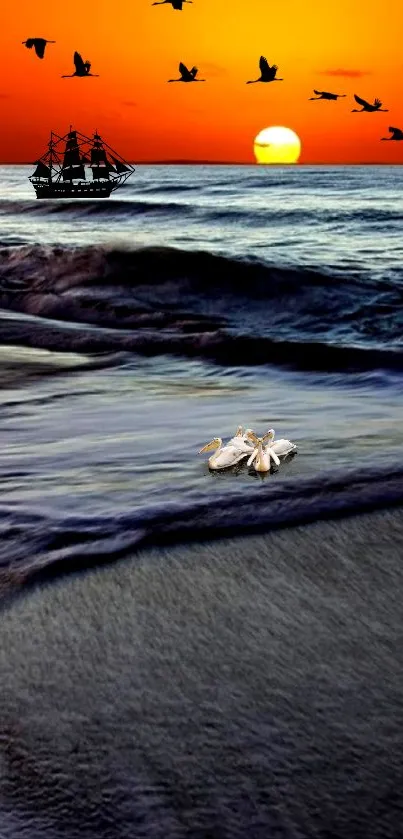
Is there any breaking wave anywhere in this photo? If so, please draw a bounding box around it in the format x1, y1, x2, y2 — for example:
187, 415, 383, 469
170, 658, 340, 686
0, 243, 402, 373
1, 461, 403, 594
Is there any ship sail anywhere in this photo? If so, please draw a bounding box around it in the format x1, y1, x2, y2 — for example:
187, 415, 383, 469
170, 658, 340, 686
91, 165, 110, 180
31, 161, 51, 179
111, 156, 130, 174
91, 146, 108, 165
91, 161, 117, 180
64, 149, 81, 166
62, 131, 86, 181
62, 164, 86, 181
90, 135, 117, 180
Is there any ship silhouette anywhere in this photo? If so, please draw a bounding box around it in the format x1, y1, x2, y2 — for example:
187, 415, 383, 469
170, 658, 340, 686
29, 128, 135, 199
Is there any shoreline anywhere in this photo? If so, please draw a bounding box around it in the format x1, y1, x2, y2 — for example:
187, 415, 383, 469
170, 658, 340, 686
1, 480, 403, 603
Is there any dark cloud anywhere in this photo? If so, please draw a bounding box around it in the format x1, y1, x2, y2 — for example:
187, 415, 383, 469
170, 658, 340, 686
122, 101, 137, 108
319, 69, 371, 78
0, 93, 10, 99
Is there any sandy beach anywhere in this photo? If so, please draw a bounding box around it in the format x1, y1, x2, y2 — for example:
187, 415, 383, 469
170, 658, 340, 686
1, 506, 403, 838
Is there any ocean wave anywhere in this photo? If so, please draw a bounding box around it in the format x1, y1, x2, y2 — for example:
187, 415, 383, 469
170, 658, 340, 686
1, 462, 403, 594
2, 196, 403, 227
0, 343, 127, 388
205, 207, 403, 225
7, 199, 403, 229
0, 241, 385, 295
0, 243, 402, 370
1, 310, 402, 373
140, 183, 201, 194
0, 198, 192, 218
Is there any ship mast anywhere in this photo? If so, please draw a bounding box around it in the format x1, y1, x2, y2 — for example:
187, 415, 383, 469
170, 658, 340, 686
48, 132, 53, 182
90, 131, 115, 181
60, 130, 86, 182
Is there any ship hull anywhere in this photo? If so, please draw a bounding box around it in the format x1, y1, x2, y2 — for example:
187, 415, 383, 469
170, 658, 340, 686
32, 181, 114, 199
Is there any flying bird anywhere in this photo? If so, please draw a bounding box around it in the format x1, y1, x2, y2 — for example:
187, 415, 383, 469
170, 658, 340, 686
22, 38, 55, 59
152, 0, 192, 8
62, 52, 99, 78
309, 90, 346, 100
246, 56, 283, 84
381, 126, 403, 141
168, 63, 205, 82
352, 94, 388, 112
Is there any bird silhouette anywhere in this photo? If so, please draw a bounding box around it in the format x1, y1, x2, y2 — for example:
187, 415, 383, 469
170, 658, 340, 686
152, 0, 192, 8
246, 57, 283, 84
352, 94, 388, 112
381, 126, 403, 140
168, 63, 205, 82
309, 90, 346, 101
62, 52, 99, 77
22, 38, 55, 59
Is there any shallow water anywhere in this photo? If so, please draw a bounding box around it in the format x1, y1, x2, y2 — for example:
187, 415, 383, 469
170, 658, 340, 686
0, 164, 403, 580
0, 353, 402, 581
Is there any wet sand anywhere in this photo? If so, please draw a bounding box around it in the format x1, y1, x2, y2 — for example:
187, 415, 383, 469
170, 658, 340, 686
1, 507, 403, 838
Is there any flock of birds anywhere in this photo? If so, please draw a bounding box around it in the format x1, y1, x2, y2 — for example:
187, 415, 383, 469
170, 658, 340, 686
23, 40, 97, 77
22, 1, 402, 143
199, 427, 297, 473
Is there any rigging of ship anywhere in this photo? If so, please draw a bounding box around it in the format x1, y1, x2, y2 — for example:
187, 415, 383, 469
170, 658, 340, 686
29, 128, 135, 199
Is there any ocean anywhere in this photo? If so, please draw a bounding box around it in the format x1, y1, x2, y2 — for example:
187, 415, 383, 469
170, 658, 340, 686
1, 164, 403, 837
1, 164, 402, 577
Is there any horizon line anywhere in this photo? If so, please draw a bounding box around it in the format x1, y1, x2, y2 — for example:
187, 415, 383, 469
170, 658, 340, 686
1, 160, 402, 166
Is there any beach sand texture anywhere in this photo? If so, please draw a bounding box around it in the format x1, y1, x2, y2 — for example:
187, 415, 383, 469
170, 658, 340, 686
1, 507, 403, 838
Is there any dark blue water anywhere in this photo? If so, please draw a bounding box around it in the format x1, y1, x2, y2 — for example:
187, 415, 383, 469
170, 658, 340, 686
0, 164, 402, 584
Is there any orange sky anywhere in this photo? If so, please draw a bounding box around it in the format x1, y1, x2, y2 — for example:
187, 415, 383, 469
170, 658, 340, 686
1, 0, 403, 163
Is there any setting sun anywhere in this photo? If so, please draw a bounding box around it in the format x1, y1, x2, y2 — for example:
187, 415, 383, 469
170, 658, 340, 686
254, 126, 302, 164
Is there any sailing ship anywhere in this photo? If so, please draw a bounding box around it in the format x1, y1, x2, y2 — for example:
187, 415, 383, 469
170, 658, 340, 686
29, 128, 135, 198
